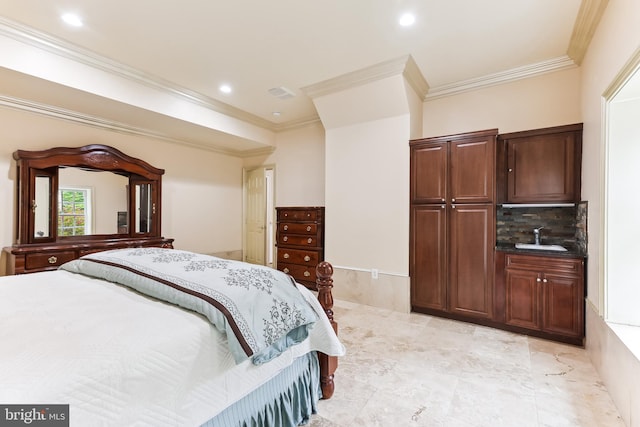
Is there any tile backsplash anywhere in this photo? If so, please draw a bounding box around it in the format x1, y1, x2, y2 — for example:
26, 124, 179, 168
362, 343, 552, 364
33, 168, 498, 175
496, 201, 587, 253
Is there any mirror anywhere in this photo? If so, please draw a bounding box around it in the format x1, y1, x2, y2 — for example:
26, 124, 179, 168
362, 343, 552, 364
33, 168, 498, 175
33, 175, 51, 238
58, 168, 128, 236
135, 182, 152, 234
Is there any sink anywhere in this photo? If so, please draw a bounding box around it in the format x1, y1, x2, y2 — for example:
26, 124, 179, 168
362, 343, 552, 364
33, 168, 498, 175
515, 243, 568, 252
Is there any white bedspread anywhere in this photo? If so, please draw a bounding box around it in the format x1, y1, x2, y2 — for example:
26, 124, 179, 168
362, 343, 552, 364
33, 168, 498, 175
0, 270, 344, 426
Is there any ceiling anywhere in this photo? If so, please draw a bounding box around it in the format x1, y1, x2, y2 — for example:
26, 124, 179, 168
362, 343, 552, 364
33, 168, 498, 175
0, 0, 603, 154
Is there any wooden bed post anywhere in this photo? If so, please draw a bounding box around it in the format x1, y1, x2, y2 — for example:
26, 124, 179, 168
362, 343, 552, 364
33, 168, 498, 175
316, 261, 338, 399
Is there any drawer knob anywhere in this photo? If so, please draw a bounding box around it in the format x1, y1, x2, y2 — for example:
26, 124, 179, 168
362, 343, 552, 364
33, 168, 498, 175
284, 213, 288, 217
306, 226, 311, 231
284, 253, 290, 259
536, 277, 542, 282
283, 268, 290, 274
543, 278, 548, 283
303, 271, 311, 277
48, 256, 58, 264
307, 238, 312, 244
283, 236, 288, 242
304, 255, 310, 262
284, 225, 288, 231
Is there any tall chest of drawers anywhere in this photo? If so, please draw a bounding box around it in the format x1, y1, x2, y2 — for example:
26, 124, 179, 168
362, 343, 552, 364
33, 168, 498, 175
275, 206, 325, 290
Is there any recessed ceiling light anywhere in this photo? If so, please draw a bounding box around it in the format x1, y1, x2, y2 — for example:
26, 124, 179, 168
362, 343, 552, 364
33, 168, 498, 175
219, 84, 232, 94
272, 111, 281, 117
61, 13, 83, 27
399, 13, 416, 27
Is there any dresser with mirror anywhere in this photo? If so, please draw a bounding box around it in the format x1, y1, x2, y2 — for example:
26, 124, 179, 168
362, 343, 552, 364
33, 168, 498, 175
4, 144, 174, 274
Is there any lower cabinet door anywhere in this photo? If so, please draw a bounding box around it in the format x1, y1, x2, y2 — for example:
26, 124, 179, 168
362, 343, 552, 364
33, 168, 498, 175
505, 269, 541, 330
410, 205, 447, 311
449, 203, 494, 319
542, 273, 584, 338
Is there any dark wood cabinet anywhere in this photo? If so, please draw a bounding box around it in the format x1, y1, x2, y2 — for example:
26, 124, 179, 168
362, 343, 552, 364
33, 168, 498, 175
499, 252, 584, 345
275, 207, 324, 290
410, 129, 497, 320
449, 203, 495, 319
497, 123, 582, 203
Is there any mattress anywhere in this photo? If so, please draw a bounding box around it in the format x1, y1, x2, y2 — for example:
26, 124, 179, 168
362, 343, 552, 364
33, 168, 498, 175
0, 269, 344, 426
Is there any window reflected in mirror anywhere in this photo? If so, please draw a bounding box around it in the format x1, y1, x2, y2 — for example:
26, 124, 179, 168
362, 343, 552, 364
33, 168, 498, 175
58, 188, 91, 236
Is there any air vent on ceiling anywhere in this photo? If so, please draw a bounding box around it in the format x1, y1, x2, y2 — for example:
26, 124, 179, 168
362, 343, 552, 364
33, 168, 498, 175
268, 86, 296, 100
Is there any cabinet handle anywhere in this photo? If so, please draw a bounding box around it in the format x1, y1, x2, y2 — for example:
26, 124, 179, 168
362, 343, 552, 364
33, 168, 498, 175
303, 271, 311, 277
441, 198, 445, 202
441, 205, 445, 209
283, 236, 288, 242
536, 277, 542, 282
48, 256, 58, 264
543, 278, 548, 283
283, 253, 290, 259
508, 168, 513, 172
284, 225, 288, 231
307, 238, 313, 243
452, 205, 456, 209
283, 268, 289, 274
304, 255, 311, 262
306, 226, 311, 231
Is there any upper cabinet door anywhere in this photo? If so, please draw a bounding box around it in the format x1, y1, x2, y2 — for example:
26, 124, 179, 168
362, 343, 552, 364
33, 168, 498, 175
449, 134, 496, 203
410, 141, 447, 203
410, 129, 497, 204
502, 123, 582, 203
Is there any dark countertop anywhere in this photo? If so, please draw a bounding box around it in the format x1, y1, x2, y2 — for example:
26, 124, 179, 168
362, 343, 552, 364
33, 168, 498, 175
496, 243, 587, 258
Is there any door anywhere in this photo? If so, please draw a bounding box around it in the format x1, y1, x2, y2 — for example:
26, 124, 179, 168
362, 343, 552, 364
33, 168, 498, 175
448, 203, 494, 319
449, 134, 495, 203
506, 132, 578, 202
244, 167, 268, 265
410, 204, 447, 311
410, 141, 447, 203
505, 268, 541, 330
542, 273, 583, 338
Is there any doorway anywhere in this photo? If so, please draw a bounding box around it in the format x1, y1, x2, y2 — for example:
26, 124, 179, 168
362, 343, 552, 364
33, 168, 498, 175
243, 166, 275, 266
604, 52, 640, 327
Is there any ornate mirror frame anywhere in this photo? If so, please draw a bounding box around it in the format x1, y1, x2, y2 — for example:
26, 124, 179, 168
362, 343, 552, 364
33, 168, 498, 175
5, 144, 173, 274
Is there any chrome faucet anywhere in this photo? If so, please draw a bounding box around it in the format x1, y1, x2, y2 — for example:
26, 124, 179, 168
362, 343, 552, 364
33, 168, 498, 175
533, 227, 544, 245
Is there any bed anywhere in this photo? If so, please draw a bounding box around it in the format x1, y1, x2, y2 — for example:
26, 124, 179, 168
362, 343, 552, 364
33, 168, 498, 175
0, 247, 344, 426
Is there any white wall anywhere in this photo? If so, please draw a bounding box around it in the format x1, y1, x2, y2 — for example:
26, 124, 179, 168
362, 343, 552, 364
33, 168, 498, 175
580, 1, 640, 424
423, 67, 582, 138
243, 121, 325, 207
325, 115, 410, 274
581, 0, 640, 312
0, 106, 244, 273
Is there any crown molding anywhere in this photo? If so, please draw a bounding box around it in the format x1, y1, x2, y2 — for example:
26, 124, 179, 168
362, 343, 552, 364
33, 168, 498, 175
425, 56, 577, 101
0, 94, 271, 157
301, 54, 429, 100
0, 17, 277, 131
567, 0, 609, 65
272, 115, 322, 132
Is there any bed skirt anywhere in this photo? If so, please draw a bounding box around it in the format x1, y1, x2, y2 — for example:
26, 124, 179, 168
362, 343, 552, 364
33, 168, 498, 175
202, 351, 321, 427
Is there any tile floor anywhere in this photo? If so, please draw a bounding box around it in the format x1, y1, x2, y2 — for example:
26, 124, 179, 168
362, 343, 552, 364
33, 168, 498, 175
310, 300, 625, 427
